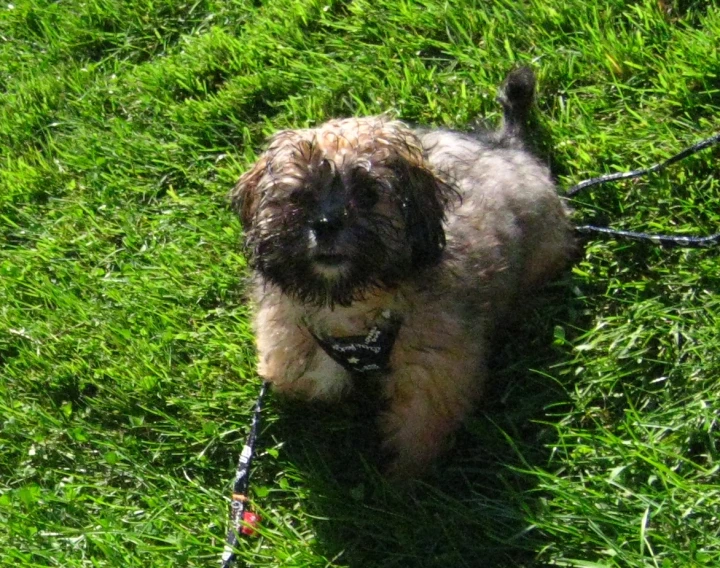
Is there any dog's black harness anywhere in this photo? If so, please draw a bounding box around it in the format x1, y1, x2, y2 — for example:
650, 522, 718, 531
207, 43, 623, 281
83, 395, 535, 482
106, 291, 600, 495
310, 310, 402, 374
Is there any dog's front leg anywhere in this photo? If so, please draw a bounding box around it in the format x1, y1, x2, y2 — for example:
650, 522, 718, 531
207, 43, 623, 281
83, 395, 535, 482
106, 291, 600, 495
254, 301, 352, 401
379, 313, 487, 476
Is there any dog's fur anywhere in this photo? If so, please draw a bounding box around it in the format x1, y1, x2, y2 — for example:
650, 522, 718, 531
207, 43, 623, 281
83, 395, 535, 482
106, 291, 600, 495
231, 68, 575, 475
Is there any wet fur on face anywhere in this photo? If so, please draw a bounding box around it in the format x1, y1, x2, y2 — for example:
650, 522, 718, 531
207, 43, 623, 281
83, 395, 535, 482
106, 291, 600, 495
231, 68, 576, 476
232, 119, 456, 306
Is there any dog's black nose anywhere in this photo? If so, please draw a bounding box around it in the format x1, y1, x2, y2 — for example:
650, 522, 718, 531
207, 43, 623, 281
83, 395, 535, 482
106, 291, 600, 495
311, 210, 346, 241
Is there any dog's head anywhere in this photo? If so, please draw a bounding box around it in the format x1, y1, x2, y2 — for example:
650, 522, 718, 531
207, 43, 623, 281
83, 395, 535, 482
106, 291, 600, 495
231, 117, 456, 306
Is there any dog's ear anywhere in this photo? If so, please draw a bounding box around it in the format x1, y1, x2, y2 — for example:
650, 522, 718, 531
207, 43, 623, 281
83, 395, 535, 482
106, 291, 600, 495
229, 156, 268, 229
390, 158, 454, 268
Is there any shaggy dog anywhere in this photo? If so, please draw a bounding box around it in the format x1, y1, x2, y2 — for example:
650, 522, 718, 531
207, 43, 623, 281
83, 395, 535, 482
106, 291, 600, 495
231, 68, 575, 475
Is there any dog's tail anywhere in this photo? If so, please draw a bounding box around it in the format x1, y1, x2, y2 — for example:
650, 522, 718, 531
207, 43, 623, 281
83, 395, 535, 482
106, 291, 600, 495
496, 66, 536, 144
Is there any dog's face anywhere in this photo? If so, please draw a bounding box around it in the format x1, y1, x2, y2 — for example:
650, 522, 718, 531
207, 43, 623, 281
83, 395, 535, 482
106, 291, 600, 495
231, 117, 454, 306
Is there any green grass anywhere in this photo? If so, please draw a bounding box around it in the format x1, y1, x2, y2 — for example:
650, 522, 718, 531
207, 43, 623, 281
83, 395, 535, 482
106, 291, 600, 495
1, 0, 719, 566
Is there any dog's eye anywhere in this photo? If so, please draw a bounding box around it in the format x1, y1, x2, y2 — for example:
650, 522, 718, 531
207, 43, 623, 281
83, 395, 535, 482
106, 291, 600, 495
353, 186, 379, 209
289, 189, 314, 207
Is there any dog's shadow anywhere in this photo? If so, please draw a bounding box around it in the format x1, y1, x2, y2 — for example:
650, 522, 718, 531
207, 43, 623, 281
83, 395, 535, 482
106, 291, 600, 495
260, 277, 588, 568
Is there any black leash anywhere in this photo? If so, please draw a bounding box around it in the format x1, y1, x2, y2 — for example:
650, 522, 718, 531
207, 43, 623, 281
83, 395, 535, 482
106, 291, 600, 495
567, 132, 720, 248
220, 381, 269, 568
573, 225, 720, 249
566, 132, 720, 197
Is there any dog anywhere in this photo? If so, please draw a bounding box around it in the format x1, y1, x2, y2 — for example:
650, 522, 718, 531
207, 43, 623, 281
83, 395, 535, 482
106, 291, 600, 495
230, 67, 575, 475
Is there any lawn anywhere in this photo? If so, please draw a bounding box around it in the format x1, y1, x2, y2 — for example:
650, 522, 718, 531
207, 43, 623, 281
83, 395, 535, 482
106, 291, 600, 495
1, 0, 719, 566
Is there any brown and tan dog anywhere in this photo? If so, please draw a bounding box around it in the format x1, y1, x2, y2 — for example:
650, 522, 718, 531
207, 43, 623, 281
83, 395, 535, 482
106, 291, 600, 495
231, 68, 575, 475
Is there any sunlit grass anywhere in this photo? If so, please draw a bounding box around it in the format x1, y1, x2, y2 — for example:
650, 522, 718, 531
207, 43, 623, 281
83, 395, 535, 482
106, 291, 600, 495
1, 0, 719, 566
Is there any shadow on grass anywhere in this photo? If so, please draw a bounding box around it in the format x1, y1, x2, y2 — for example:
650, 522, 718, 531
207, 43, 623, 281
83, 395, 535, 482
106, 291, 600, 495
264, 277, 589, 568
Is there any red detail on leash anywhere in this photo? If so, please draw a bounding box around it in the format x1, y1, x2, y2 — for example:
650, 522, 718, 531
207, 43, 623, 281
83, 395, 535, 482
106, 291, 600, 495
241, 511, 260, 536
